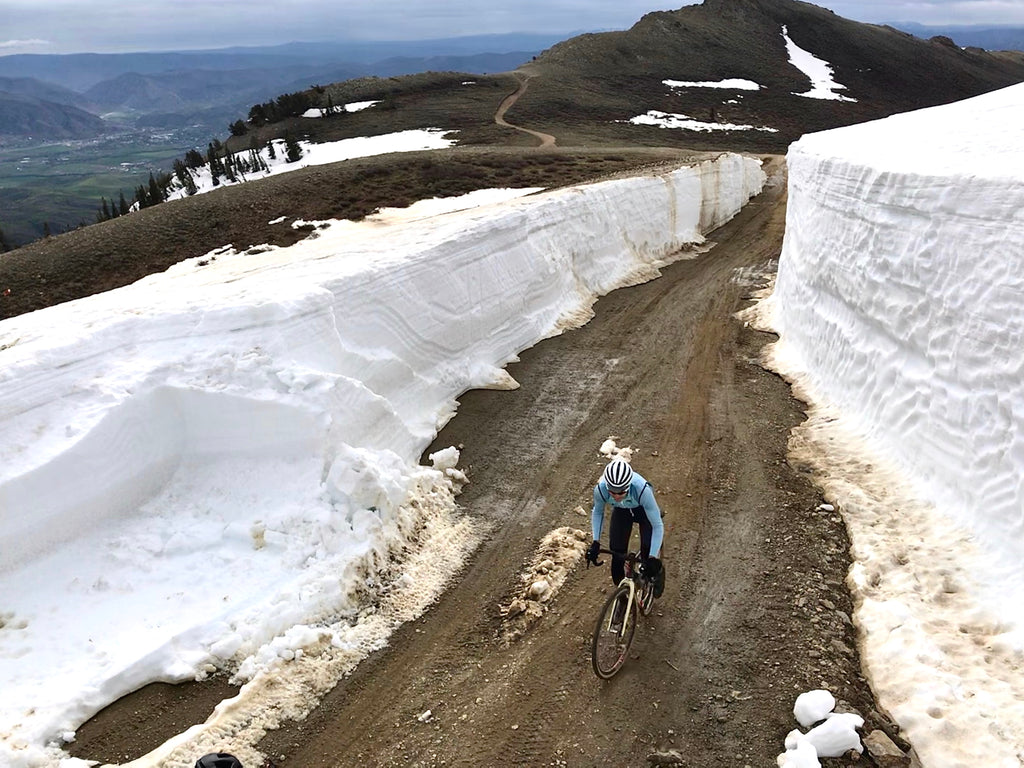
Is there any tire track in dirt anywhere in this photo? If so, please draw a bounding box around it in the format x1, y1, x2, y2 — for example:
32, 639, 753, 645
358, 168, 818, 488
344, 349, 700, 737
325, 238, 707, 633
74, 156, 888, 768
251, 156, 867, 768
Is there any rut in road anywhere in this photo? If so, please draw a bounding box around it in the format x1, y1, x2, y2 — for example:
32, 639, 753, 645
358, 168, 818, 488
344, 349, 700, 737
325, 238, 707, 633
257, 156, 883, 767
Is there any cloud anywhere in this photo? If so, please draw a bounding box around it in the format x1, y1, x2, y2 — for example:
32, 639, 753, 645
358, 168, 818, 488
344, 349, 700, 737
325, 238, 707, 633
1, 0, 1021, 56
0, 39, 50, 49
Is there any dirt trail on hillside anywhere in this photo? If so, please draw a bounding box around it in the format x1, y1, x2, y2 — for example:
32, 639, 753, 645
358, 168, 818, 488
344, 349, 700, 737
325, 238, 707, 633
495, 73, 557, 147
73, 156, 901, 768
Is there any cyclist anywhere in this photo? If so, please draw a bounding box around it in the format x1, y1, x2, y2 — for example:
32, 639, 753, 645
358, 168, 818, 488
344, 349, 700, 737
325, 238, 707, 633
587, 458, 665, 597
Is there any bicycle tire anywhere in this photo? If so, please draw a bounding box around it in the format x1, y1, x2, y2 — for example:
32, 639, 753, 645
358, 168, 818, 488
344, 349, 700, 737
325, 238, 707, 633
638, 578, 655, 617
591, 585, 637, 679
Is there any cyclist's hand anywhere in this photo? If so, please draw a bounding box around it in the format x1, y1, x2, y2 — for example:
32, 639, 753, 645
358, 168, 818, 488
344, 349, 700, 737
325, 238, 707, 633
586, 540, 601, 565
644, 556, 662, 579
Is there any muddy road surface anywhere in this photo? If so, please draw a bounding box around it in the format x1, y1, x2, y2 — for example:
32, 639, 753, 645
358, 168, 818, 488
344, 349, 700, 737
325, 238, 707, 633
77, 156, 897, 767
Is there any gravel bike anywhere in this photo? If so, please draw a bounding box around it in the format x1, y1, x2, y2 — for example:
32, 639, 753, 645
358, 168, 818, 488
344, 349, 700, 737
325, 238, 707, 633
589, 548, 655, 679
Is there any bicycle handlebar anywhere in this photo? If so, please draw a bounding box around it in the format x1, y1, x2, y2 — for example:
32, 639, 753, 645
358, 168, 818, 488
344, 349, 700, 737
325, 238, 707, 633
587, 547, 643, 569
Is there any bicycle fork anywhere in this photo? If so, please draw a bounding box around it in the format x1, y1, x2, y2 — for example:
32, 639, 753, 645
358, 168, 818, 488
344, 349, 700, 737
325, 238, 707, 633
605, 580, 637, 636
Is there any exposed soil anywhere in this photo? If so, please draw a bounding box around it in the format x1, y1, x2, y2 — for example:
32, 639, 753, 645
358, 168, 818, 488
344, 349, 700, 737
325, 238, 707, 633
70, 157, 909, 767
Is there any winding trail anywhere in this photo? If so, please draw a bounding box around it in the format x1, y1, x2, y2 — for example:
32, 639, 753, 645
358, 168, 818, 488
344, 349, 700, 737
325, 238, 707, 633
495, 73, 557, 147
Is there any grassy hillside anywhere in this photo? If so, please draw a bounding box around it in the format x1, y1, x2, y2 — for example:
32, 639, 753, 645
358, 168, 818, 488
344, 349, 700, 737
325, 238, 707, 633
4, 0, 1024, 318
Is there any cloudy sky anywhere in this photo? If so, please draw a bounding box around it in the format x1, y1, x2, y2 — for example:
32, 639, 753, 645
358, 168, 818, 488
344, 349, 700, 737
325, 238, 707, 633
0, 0, 1021, 55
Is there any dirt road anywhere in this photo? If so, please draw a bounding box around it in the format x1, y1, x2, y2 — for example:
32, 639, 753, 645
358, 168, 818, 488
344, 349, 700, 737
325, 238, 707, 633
74, 156, 898, 767
251, 157, 891, 767
495, 74, 557, 147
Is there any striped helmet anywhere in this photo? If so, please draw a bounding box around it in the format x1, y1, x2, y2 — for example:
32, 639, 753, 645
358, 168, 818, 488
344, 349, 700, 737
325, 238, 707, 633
602, 459, 633, 493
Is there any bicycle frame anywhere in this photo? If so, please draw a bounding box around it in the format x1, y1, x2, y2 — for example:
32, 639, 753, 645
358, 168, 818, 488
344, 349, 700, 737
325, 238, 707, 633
596, 550, 650, 636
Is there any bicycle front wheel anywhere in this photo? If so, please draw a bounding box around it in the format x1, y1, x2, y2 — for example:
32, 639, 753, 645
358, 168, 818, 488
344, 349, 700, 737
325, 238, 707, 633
638, 578, 655, 616
591, 585, 636, 679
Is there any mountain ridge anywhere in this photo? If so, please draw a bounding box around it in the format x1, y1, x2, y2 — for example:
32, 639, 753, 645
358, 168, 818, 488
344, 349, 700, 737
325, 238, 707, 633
3, 0, 1024, 295
504, 0, 1024, 151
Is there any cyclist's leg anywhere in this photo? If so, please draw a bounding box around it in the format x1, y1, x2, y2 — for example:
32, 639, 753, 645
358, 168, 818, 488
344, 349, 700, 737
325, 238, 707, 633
608, 507, 633, 584
635, 506, 665, 597
634, 506, 653, 559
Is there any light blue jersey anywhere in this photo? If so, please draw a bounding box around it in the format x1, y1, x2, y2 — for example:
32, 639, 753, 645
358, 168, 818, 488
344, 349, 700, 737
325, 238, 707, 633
591, 471, 664, 557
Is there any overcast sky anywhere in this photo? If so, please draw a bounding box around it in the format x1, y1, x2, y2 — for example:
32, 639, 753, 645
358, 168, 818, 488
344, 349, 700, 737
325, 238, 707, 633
1, 0, 1022, 56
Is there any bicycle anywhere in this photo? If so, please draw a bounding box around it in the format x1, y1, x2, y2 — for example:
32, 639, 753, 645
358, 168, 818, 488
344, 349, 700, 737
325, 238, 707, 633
588, 548, 655, 679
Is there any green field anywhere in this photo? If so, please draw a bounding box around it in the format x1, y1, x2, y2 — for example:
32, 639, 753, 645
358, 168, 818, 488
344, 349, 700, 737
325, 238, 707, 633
0, 129, 209, 247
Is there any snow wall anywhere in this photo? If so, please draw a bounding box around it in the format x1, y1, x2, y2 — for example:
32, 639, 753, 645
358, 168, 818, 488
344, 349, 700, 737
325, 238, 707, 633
0, 153, 765, 575
769, 84, 1024, 613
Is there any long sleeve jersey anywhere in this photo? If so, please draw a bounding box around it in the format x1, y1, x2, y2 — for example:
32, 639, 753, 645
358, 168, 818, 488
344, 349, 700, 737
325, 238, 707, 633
591, 470, 664, 558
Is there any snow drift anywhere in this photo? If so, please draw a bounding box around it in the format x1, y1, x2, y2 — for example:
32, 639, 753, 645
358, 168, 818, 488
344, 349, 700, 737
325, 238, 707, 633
0, 153, 764, 767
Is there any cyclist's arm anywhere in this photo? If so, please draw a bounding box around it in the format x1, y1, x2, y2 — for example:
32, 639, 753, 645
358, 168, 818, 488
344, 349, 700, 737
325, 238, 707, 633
639, 484, 664, 557
591, 483, 607, 542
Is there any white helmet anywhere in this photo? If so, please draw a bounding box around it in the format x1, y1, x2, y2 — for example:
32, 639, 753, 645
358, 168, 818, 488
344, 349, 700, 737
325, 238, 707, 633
602, 459, 633, 493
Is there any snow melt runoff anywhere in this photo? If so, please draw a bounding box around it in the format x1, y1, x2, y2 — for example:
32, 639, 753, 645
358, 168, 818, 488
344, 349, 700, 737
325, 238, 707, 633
0, 153, 765, 767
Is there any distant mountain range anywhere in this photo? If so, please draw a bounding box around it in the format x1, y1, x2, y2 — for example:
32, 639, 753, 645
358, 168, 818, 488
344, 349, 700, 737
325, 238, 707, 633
3, 21, 1022, 142
0, 89, 106, 139
890, 22, 1024, 52
2, 0, 1024, 256
0, 34, 568, 140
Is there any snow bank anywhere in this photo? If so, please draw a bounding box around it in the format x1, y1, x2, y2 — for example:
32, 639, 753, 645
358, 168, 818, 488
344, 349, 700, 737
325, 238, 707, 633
769, 82, 1024, 608
761, 82, 1024, 767
0, 153, 764, 766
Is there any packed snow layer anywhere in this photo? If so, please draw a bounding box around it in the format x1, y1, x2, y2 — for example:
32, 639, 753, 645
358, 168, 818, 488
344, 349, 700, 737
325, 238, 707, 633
770, 83, 1024, 603
762, 82, 1024, 767
0, 153, 764, 767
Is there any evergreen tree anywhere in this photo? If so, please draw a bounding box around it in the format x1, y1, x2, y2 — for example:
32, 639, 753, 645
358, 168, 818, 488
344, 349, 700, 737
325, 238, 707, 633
284, 131, 303, 163
119, 191, 129, 216
229, 119, 248, 136
207, 143, 224, 185
267, 139, 277, 160
42, 222, 52, 238
100, 197, 111, 221
173, 159, 189, 186
0, 224, 9, 252
248, 103, 269, 126
148, 173, 162, 205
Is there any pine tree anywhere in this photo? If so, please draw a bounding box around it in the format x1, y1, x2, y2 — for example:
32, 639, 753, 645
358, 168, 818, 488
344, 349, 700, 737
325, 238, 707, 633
207, 143, 224, 185
267, 139, 277, 160
100, 197, 111, 221
42, 222, 52, 238
0, 223, 10, 252
119, 191, 129, 216
284, 131, 303, 163
148, 173, 162, 205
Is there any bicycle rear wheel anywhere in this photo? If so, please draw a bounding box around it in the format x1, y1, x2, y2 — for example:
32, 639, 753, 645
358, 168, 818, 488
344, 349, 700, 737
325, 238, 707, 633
591, 585, 636, 679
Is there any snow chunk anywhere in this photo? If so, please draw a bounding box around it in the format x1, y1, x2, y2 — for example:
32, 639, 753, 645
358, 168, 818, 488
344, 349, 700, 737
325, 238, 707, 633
794, 689, 836, 727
